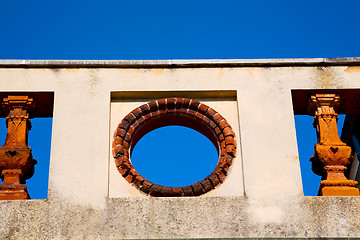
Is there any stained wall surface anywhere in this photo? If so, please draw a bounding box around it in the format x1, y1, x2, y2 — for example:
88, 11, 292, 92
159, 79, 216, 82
0, 58, 359, 239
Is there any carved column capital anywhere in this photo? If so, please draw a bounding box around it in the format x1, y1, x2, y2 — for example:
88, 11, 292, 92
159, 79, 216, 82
307, 94, 340, 116
2, 95, 34, 112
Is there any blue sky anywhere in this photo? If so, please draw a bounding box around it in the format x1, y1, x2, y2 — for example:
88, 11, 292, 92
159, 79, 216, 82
0, 1, 360, 198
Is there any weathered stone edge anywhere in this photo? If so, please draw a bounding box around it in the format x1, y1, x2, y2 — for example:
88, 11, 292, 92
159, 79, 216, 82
0, 58, 359, 68
0, 196, 359, 239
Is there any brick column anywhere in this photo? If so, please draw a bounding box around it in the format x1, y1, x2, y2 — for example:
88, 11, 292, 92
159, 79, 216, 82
307, 94, 359, 196
0, 96, 37, 200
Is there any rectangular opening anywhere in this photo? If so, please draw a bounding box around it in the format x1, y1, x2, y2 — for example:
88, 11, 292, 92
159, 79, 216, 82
292, 89, 360, 196
109, 90, 243, 198
0, 92, 54, 199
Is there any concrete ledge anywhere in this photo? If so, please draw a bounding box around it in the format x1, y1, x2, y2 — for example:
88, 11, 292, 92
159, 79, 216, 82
0, 57, 360, 68
0, 197, 358, 239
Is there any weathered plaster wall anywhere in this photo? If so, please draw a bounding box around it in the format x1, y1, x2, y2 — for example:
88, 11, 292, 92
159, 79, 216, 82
0, 197, 358, 239
0, 58, 359, 239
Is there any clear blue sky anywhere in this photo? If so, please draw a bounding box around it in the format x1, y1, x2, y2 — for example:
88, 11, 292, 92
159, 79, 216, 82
0, 1, 359, 198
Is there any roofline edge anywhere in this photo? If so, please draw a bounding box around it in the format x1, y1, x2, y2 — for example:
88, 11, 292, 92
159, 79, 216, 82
0, 58, 359, 68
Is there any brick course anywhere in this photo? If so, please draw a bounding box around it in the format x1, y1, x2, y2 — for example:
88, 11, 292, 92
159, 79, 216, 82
113, 98, 236, 197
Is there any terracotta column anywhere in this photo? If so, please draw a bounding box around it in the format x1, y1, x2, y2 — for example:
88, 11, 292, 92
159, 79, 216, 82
0, 96, 37, 200
307, 94, 359, 196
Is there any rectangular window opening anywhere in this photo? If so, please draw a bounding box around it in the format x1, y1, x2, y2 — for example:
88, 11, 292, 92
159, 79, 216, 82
292, 89, 360, 196
109, 90, 243, 198
0, 92, 54, 200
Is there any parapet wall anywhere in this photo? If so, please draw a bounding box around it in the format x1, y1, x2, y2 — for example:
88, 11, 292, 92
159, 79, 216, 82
0, 58, 359, 239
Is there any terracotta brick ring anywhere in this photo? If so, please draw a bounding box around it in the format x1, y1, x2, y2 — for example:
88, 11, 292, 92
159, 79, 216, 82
112, 98, 236, 197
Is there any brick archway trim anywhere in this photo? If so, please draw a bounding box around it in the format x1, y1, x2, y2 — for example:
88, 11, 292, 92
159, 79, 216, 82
112, 98, 236, 197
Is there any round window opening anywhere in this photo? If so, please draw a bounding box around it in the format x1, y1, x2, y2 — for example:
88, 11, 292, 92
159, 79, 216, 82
131, 126, 219, 187
113, 98, 236, 197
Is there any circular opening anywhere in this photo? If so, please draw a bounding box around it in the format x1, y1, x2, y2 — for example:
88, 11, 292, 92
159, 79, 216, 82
113, 98, 236, 197
131, 125, 219, 187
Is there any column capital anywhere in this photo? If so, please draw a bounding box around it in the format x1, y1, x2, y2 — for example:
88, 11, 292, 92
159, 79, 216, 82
2, 95, 34, 113
307, 94, 340, 115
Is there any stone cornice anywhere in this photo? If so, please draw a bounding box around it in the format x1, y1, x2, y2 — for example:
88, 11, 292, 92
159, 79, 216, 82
0, 57, 360, 68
